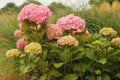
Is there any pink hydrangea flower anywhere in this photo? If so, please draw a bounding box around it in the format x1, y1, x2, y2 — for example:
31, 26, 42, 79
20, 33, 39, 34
16, 38, 27, 49
18, 3, 52, 24
14, 29, 22, 37
46, 24, 62, 40
56, 14, 85, 31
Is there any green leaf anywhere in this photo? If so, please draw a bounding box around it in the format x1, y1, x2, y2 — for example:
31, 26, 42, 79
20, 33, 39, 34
112, 50, 120, 56
84, 44, 95, 48
85, 75, 95, 80
63, 74, 78, 80
50, 47, 62, 53
95, 70, 101, 75
39, 74, 46, 80
85, 49, 96, 60
73, 61, 92, 73
41, 50, 47, 60
97, 58, 107, 65
96, 76, 102, 80
33, 57, 40, 63
49, 69, 62, 77
73, 51, 85, 60
20, 54, 26, 58
115, 73, 120, 78
39, 61, 48, 73
53, 63, 64, 68
70, 47, 83, 55
102, 74, 110, 80
20, 64, 35, 73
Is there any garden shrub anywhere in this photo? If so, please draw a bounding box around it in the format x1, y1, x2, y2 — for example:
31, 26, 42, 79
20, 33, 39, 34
5, 3, 120, 80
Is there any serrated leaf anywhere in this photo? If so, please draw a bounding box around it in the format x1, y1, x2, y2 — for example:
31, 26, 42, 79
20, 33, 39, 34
63, 74, 78, 80
112, 50, 120, 56
115, 73, 120, 78
39, 61, 48, 73
39, 74, 46, 80
85, 49, 96, 60
84, 44, 95, 48
49, 69, 62, 77
96, 76, 102, 80
95, 70, 101, 75
41, 50, 47, 60
97, 58, 107, 65
20, 64, 35, 73
102, 74, 110, 80
73, 51, 85, 60
53, 63, 64, 68
85, 75, 95, 80
33, 57, 40, 63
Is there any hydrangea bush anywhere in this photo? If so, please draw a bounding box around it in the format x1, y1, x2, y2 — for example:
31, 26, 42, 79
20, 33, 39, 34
6, 3, 120, 80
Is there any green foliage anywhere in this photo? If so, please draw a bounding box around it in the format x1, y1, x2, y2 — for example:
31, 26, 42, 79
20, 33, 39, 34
0, 14, 18, 75
48, 2, 72, 14
18, 0, 42, 12
73, 10, 120, 35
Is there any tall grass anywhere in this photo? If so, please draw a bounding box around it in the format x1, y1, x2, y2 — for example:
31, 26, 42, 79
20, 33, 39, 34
74, 9, 120, 35
0, 13, 18, 75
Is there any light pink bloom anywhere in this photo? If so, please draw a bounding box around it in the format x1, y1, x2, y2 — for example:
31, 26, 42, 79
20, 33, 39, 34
14, 29, 22, 37
46, 24, 62, 40
18, 3, 52, 24
56, 14, 85, 31
16, 38, 27, 49
57, 35, 79, 47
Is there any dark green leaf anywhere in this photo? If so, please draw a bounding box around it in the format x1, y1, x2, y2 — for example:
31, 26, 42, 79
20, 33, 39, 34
63, 74, 78, 80
97, 57, 107, 65
73, 51, 85, 60
39, 74, 46, 80
85, 49, 96, 60
48, 69, 62, 77
85, 75, 95, 80
102, 74, 110, 80
39, 61, 48, 73
41, 50, 47, 60
96, 76, 102, 80
115, 73, 120, 78
20, 64, 35, 73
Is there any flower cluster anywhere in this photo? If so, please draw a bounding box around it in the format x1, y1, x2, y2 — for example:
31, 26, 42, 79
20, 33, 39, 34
111, 37, 120, 46
99, 27, 117, 36
92, 40, 101, 45
57, 35, 79, 47
18, 3, 52, 24
46, 24, 62, 40
16, 38, 27, 49
24, 42, 42, 55
6, 49, 20, 57
56, 14, 85, 31
14, 29, 22, 37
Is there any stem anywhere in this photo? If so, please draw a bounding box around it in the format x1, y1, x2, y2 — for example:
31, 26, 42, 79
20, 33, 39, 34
35, 26, 39, 42
64, 54, 67, 75
105, 36, 109, 55
64, 48, 68, 75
